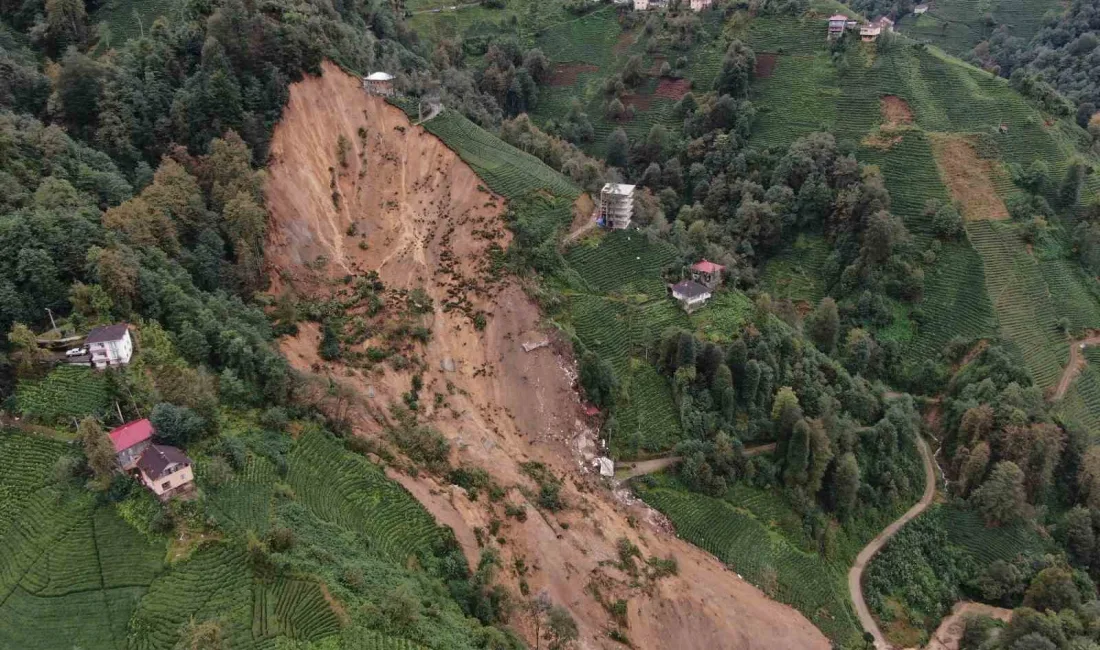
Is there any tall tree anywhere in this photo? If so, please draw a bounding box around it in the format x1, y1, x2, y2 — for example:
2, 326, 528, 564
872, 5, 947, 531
972, 461, 1029, 526
79, 417, 116, 489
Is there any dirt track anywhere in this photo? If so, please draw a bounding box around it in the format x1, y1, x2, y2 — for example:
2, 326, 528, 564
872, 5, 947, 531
849, 434, 936, 650
264, 62, 830, 650
919, 602, 1012, 650
1053, 335, 1100, 400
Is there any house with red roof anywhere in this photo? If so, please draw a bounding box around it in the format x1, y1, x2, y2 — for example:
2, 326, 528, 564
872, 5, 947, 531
690, 259, 725, 289
109, 418, 154, 470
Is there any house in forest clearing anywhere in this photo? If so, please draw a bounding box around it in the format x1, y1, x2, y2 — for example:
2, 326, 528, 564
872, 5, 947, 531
670, 279, 713, 312
363, 72, 395, 96
86, 323, 133, 368
597, 183, 635, 229
689, 0, 712, 11
690, 259, 725, 288
913, 3, 929, 14
137, 445, 195, 500
109, 418, 153, 471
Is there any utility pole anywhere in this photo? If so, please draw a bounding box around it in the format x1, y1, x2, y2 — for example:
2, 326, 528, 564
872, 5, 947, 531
45, 308, 57, 333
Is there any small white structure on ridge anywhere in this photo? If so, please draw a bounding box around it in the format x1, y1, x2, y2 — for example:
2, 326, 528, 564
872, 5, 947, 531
689, 0, 712, 11
363, 72, 395, 97
597, 183, 635, 230
913, 3, 929, 14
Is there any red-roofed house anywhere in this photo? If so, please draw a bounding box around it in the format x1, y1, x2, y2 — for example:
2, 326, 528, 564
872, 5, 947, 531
690, 260, 725, 288
109, 418, 154, 470
583, 404, 601, 418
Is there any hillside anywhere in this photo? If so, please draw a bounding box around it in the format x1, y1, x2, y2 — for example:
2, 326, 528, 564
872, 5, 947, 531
262, 61, 831, 650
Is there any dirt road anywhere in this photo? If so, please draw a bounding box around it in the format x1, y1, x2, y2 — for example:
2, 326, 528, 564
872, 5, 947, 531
848, 435, 936, 650
1053, 335, 1100, 400
615, 444, 777, 480
921, 601, 1012, 650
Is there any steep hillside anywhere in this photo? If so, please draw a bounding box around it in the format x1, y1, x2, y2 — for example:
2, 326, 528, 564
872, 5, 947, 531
263, 61, 830, 650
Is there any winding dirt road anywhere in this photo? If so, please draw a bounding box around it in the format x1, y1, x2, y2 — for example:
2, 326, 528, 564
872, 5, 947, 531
1053, 335, 1100, 401
848, 434, 936, 650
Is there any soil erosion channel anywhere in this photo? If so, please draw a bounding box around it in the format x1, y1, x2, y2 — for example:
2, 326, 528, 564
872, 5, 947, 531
263, 61, 829, 650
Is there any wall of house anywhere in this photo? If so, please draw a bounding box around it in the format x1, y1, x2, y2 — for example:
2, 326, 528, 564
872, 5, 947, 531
142, 465, 194, 496
117, 440, 151, 469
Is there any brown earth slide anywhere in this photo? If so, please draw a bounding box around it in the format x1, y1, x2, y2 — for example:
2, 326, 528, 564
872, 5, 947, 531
263, 61, 829, 649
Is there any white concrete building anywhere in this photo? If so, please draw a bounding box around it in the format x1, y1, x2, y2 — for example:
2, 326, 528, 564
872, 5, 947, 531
598, 183, 635, 229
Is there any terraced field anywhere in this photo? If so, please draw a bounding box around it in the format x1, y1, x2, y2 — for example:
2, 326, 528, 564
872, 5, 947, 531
422, 111, 581, 199
941, 505, 1049, 565
565, 230, 679, 296
16, 365, 110, 423
0, 432, 167, 650
205, 457, 277, 538
288, 429, 446, 564
895, 0, 1062, 56
643, 486, 862, 645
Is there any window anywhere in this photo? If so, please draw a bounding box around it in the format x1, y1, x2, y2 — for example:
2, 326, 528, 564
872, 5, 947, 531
161, 481, 171, 490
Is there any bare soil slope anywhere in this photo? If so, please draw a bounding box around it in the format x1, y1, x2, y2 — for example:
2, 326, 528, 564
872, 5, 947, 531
264, 61, 829, 650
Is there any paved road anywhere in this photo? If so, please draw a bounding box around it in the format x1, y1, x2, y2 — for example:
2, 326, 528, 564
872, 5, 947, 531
848, 434, 936, 650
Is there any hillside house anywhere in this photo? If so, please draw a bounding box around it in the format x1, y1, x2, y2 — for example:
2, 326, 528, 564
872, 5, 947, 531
597, 183, 635, 229
689, 0, 712, 11
861, 16, 894, 41
363, 72, 395, 97
827, 14, 849, 37
670, 279, 712, 312
136, 445, 194, 500
86, 323, 133, 368
110, 418, 153, 471
690, 259, 725, 289
913, 3, 929, 14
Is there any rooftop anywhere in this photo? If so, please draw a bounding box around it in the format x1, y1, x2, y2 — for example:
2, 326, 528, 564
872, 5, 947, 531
671, 279, 711, 299
691, 259, 725, 274
601, 183, 636, 195
365, 72, 395, 81
86, 323, 129, 345
828, 14, 848, 20
137, 444, 192, 480
109, 418, 153, 453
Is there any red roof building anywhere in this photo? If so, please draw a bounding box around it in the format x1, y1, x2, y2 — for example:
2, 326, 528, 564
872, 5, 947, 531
109, 419, 154, 470
690, 260, 724, 274
583, 404, 602, 417
690, 259, 725, 289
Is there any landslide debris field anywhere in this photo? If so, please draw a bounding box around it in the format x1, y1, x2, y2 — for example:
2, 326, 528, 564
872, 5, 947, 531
262, 61, 829, 650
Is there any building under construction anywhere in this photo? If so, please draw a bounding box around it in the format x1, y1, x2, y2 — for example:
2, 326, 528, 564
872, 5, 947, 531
597, 183, 635, 230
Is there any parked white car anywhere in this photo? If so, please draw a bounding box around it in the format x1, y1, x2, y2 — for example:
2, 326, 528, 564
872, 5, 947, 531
65, 347, 87, 357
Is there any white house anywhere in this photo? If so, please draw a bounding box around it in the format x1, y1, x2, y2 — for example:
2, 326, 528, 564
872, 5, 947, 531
689, 0, 712, 11
363, 72, 395, 97
670, 279, 712, 312
913, 3, 929, 14
86, 323, 133, 368
136, 444, 195, 500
